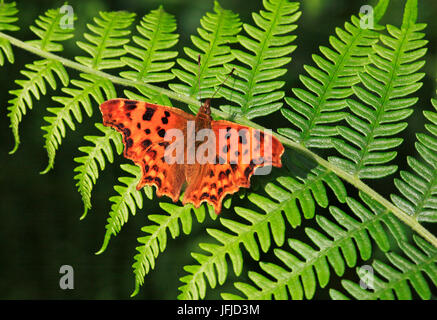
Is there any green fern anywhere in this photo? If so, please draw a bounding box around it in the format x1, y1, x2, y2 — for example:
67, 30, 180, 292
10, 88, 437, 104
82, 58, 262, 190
221, 192, 406, 299
120, 6, 178, 85
330, 235, 437, 300
41, 11, 135, 173
7, 7, 73, 153
178, 160, 347, 300
73, 123, 124, 218
131, 202, 216, 297
217, 0, 300, 119
278, 0, 389, 148
169, 1, 241, 112
390, 91, 437, 223
0, 0, 19, 65
96, 164, 153, 255
330, 0, 427, 179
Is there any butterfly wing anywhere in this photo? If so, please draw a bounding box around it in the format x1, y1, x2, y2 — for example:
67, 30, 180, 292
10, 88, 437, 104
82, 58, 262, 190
182, 120, 284, 213
100, 98, 194, 201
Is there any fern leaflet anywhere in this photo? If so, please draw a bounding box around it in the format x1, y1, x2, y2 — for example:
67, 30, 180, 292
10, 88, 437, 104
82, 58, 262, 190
169, 0, 241, 113
7, 7, 73, 153
96, 164, 153, 255
390, 91, 437, 223
0, 0, 19, 65
330, 235, 437, 300
279, 0, 389, 148
73, 123, 124, 218
330, 0, 427, 179
218, 0, 300, 119
131, 202, 216, 297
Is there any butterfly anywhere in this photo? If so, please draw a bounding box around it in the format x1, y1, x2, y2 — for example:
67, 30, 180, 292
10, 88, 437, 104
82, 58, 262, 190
99, 98, 284, 213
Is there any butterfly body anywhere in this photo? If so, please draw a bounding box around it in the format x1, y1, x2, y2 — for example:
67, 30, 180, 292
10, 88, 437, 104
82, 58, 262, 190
100, 98, 284, 213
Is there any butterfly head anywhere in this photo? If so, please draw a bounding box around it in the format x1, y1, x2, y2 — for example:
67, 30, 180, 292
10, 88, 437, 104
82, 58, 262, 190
198, 98, 211, 117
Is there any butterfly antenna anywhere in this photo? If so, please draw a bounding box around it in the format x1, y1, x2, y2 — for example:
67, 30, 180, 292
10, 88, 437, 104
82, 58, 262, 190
197, 55, 202, 105
211, 67, 235, 100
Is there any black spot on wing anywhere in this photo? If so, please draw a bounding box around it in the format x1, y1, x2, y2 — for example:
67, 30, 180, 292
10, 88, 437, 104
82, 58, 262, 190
200, 192, 210, 200
157, 128, 166, 138
126, 138, 133, 148
142, 139, 152, 150
143, 107, 155, 121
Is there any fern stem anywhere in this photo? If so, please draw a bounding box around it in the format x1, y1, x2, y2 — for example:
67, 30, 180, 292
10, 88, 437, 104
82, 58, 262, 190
2, 31, 436, 249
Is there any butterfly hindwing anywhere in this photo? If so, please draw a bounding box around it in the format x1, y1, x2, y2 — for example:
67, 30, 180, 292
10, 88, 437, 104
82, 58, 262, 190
182, 120, 284, 213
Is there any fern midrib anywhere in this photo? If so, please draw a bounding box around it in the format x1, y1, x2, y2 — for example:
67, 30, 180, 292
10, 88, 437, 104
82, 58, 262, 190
1, 31, 435, 249
353, 27, 411, 176
364, 253, 437, 300
241, 0, 283, 114
189, 6, 227, 98
135, 9, 164, 81
181, 169, 333, 298
409, 167, 437, 221
91, 15, 118, 70
133, 207, 190, 285
8, 59, 57, 114
76, 129, 120, 208
38, 12, 61, 51
43, 76, 109, 155
46, 78, 105, 131
8, 59, 59, 152
106, 179, 140, 235
300, 20, 366, 145
245, 207, 393, 299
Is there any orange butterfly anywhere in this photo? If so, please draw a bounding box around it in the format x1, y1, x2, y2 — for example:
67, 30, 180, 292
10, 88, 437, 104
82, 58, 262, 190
100, 98, 284, 213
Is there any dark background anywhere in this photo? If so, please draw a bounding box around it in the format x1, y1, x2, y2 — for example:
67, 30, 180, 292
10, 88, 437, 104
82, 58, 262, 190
0, 0, 436, 299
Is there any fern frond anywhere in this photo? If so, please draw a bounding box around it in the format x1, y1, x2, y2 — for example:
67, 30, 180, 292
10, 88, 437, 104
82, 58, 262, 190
73, 123, 124, 219
390, 91, 437, 223
0, 0, 18, 31
330, 235, 437, 300
75, 11, 135, 70
26, 7, 74, 52
169, 1, 241, 113
7, 7, 73, 153
120, 6, 178, 85
218, 0, 300, 119
41, 11, 135, 173
96, 164, 153, 255
178, 162, 347, 300
41, 74, 116, 173
0, 0, 19, 65
221, 192, 406, 300
131, 202, 216, 297
330, 0, 427, 179
278, 0, 389, 148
